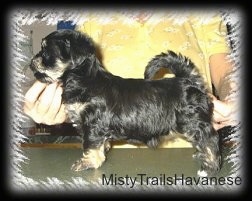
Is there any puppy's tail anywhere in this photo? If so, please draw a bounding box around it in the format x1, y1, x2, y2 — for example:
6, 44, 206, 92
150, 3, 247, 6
144, 50, 205, 88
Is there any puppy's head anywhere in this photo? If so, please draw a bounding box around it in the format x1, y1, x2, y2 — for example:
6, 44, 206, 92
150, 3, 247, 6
30, 29, 96, 83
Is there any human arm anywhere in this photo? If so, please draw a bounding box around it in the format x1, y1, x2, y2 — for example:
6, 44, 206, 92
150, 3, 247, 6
209, 53, 238, 130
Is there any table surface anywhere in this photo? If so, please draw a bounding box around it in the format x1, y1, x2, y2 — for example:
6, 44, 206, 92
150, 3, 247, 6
19, 147, 235, 185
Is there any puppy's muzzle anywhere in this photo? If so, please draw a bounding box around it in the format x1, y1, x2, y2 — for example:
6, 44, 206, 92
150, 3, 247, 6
31, 57, 43, 72
30, 56, 53, 83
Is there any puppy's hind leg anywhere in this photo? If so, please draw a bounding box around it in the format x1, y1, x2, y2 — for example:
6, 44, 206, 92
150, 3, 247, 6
186, 123, 222, 177
195, 133, 221, 177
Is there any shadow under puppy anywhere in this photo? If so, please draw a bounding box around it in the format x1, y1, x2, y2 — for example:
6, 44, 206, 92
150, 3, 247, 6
30, 29, 221, 177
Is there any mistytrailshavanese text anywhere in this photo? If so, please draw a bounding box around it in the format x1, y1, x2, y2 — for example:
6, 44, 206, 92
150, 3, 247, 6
102, 173, 242, 188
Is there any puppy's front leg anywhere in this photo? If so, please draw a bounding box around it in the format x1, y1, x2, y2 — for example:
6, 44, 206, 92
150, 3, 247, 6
71, 142, 106, 171
71, 128, 108, 171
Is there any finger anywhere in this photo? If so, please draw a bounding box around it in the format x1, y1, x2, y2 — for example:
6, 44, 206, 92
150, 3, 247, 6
36, 82, 58, 115
208, 93, 216, 100
53, 104, 67, 124
213, 122, 223, 130
213, 118, 232, 130
24, 81, 47, 109
23, 102, 44, 123
43, 86, 63, 121
213, 119, 238, 130
213, 99, 232, 118
43, 104, 66, 125
213, 110, 231, 123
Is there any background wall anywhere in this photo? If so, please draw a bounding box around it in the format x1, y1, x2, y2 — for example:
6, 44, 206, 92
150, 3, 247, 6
22, 22, 56, 54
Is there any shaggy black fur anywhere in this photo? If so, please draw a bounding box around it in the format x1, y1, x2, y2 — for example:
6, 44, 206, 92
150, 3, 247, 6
30, 29, 221, 176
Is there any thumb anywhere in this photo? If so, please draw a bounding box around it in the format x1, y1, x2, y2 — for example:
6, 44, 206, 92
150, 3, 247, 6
213, 99, 232, 118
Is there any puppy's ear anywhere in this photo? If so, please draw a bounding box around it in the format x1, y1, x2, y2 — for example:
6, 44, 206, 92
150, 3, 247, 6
60, 39, 71, 61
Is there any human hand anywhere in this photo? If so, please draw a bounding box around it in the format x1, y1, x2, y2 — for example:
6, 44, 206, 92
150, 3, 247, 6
211, 95, 239, 130
23, 81, 67, 125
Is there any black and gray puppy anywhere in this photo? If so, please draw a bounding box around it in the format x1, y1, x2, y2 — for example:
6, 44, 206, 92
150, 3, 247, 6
30, 29, 221, 177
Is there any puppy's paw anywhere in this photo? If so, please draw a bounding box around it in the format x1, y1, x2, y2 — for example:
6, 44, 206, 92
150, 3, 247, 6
71, 148, 106, 171
71, 158, 95, 171
197, 170, 208, 177
192, 152, 203, 160
104, 141, 111, 152
192, 152, 198, 159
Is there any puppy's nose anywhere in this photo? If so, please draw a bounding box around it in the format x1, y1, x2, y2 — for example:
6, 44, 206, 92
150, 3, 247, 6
31, 57, 45, 73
